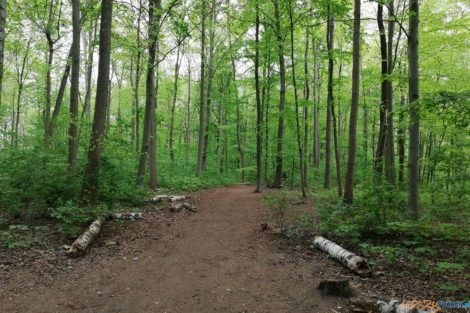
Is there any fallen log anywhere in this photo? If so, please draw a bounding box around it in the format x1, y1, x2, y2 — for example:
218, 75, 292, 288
68, 216, 106, 257
350, 296, 439, 313
110, 212, 143, 220
150, 195, 187, 203
313, 236, 371, 277
170, 202, 197, 212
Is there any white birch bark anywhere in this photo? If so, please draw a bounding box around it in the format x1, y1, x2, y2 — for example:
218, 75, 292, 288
313, 236, 371, 277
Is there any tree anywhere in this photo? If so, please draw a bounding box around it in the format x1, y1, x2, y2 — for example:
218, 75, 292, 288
288, 0, 306, 197
408, 0, 420, 217
272, 0, 286, 189
79, 0, 113, 205
196, 0, 207, 177
324, 7, 334, 189
0, 0, 5, 110
343, 0, 361, 204
254, 1, 262, 193
68, 0, 80, 171
136, 0, 161, 187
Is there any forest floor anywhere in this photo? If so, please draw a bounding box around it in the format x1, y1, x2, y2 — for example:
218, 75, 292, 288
0, 185, 467, 313
1, 185, 349, 313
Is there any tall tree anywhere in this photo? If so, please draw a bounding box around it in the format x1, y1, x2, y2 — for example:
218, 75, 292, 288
288, 0, 307, 197
343, 0, 361, 204
408, 0, 420, 217
254, 1, 262, 193
324, 7, 334, 189
79, 0, 113, 205
0, 0, 5, 110
385, 0, 395, 184
272, 0, 286, 189
137, 0, 160, 187
196, 0, 207, 176
68, 0, 81, 171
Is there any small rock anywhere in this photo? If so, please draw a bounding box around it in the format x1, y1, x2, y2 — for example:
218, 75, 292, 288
132, 257, 139, 261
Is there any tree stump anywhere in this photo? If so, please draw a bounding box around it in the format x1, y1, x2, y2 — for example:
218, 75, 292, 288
318, 277, 352, 297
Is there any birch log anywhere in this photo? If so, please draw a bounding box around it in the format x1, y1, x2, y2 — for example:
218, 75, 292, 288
110, 212, 143, 220
313, 236, 371, 277
68, 216, 106, 257
150, 195, 187, 203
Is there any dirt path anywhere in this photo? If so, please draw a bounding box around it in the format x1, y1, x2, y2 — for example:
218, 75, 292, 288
1, 185, 346, 313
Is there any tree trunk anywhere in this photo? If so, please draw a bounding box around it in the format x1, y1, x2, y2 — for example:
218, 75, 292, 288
312, 38, 321, 168
408, 0, 420, 218
233, 58, 245, 182
169, 42, 181, 163
79, 0, 113, 206
49, 48, 72, 138
343, 0, 361, 204
272, 0, 286, 189
254, 2, 262, 193
324, 11, 334, 189
374, 3, 388, 177
385, 0, 395, 185
288, 0, 307, 198
202, 0, 216, 172
130, 0, 142, 154
68, 0, 81, 172
44, 41, 54, 147
196, 0, 207, 176
303, 30, 309, 189
0, 0, 6, 110
82, 20, 97, 121
136, 0, 159, 186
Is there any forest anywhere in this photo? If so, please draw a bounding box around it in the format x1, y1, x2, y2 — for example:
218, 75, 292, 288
0, 0, 469, 310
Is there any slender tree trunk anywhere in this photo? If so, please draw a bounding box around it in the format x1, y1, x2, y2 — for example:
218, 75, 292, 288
303, 30, 309, 189
83, 20, 97, 121
343, 0, 361, 204
79, 0, 113, 206
133, 1, 142, 154
408, 0, 420, 217
254, 2, 262, 192
202, 0, 216, 171
374, 3, 388, 176
385, 0, 396, 184
398, 72, 406, 186
312, 38, 320, 168
324, 10, 334, 189
196, 0, 207, 176
0, 0, 6, 110
136, 0, 159, 186
49, 48, 72, 138
68, 0, 81, 171
148, 0, 162, 190
272, 0, 286, 189
408, 0, 420, 218
169, 42, 181, 162
288, 0, 307, 197
233, 59, 245, 182
185, 56, 191, 164
44, 42, 54, 147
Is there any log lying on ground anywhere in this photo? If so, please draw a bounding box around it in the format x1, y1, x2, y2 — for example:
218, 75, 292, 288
350, 296, 439, 313
170, 202, 197, 212
68, 216, 106, 257
313, 236, 371, 277
110, 212, 143, 220
67, 212, 142, 257
150, 195, 187, 203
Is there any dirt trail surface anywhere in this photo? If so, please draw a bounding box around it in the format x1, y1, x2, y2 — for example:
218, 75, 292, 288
1, 185, 347, 313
